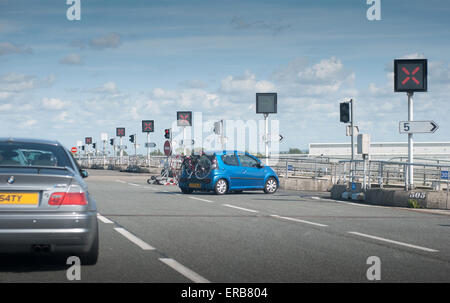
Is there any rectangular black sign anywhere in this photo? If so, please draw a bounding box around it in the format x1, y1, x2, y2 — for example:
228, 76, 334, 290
177, 111, 192, 126
116, 127, 125, 137
256, 93, 277, 114
142, 120, 154, 133
394, 59, 427, 92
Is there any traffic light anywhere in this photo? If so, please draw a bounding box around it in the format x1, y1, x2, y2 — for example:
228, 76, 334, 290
129, 134, 135, 143
164, 129, 171, 139
110, 138, 114, 146
340, 102, 350, 123
81, 146, 85, 151
92, 143, 96, 149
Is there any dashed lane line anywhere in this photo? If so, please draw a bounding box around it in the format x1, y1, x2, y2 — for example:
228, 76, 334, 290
189, 196, 214, 203
159, 258, 211, 283
348, 231, 439, 253
270, 214, 328, 227
97, 214, 114, 224
222, 204, 259, 213
114, 227, 155, 250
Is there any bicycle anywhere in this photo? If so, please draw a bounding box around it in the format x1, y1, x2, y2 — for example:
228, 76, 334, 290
194, 155, 212, 180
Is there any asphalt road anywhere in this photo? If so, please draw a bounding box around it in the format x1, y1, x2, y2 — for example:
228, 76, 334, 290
1, 169, 449, 283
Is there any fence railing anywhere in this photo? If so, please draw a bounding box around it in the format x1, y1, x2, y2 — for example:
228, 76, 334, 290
76, 154, 450, 191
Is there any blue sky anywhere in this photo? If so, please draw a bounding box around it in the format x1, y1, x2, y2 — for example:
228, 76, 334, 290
1, 0, 449, 153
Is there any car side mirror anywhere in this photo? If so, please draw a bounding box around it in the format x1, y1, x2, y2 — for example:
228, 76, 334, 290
80, 170, 89, 178
256, 163, 263, 169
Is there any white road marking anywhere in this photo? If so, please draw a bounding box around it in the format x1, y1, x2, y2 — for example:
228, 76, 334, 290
128, 183, 141, 187
159, 258, 210, 283
330, 200, 382, 208
114, 227, 155, 250
116, 180, 126, 183
140, 187, 157, 191
270, 214, 328, 227
222, 204, 259, 213
97, 214, 113, 224
348, 231, 439, 253
189, 196, 214, 203
311, 197, 321, 200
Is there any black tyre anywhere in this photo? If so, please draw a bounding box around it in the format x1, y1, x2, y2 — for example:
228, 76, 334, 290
214, 179, 228, 195
181, 188, 193, 194
80, 224, 99, 265
264, 177, 278, 194
194, 156, 212, 180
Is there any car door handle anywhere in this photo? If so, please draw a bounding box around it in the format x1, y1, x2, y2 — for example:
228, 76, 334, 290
242, 169, 247, 174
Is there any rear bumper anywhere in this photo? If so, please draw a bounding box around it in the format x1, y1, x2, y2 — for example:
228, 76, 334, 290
178, 176, 215, 191
0, 211, 97, 253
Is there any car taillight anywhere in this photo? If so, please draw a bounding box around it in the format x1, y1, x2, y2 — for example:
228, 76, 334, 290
211, 158, 218, 170
49, 192, 87, 205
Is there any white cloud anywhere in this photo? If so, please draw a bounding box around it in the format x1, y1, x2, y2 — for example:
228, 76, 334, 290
0, 42, 32, 56
42, 97, 67, 110
92, 82, 119, 94
59, 53, 83, 65
72, 33, 122, 50
0, 103, 13, 111
21, 120, 37, 128
0, 73, 36, 92
220, 70, 275, 94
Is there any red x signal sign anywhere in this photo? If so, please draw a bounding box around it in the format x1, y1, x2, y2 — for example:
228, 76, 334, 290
394, 59, 427, 92
116, 127, 125, 137
177, 111, 192, 126
142, 120, 154, 133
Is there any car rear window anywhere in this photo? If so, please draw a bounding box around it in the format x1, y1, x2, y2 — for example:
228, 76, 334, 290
0, 142, 72, 168
221, 155, 239, 166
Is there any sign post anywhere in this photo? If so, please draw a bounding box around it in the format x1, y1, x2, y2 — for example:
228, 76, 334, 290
142, 120, 154, 167
340, 99, 355, 183
85, 137, 92, 166
116, 128, 125, 165
394, 59, 428, 190
256, 93, 277, 165
177, 111, 192, 156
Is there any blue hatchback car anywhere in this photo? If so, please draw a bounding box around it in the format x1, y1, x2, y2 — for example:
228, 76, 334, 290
178, 150, 279, 195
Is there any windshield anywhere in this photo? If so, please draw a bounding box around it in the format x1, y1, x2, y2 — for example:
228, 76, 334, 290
0, 142, 72, 168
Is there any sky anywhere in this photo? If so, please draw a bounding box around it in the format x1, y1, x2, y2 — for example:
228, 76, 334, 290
0, 0, 449, 154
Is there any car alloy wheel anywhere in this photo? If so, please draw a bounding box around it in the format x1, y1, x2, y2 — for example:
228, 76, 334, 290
265, 178, 278, 194
215, 179, 228, 195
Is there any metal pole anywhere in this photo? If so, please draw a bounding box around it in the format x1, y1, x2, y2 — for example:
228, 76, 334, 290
147, 132, 150, 167
134, 134, 137, 166
103, 140, 106, 166
120, 137, 123, 165
350, 99, 354, 183
220, 120, 225, 150
264, 113, 269, 165
183, 126, 187, 156
408, 92, 414, 189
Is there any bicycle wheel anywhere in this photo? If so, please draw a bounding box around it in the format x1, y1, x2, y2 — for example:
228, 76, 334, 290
194, 156, 212, 180
182, 159, 193, 178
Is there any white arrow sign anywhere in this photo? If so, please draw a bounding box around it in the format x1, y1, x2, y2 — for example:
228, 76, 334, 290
399, 121, 439, 134
145, 142, 156, 148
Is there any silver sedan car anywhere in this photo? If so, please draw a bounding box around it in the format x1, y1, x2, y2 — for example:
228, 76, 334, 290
0, 138, 98, 265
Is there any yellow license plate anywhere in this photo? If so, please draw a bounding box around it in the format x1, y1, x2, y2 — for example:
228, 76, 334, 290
189, 183, 201, 189
0, 193, 39, 205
